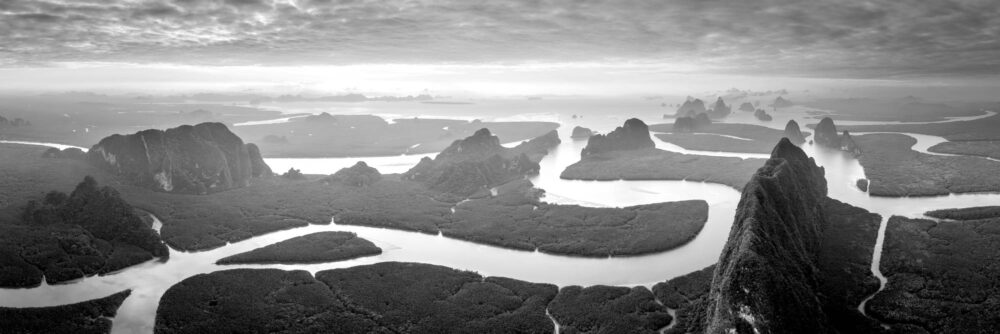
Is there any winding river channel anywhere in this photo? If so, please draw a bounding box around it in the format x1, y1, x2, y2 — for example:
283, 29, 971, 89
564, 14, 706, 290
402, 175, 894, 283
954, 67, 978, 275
1, 106, 998, 333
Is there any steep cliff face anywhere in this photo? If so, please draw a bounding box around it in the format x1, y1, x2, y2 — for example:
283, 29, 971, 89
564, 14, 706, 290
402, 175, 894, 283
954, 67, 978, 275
87, 122, 271, 194
703, 138, 883, 334
784, 120, 806, 145
403, 128, 553, 196
706, 138, 829, 333
814, 117, 841, 149
581, 118, 654, 157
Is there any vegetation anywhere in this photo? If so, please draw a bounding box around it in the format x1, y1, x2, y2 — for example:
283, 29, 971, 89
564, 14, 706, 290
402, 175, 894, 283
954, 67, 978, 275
216, 232, 381, 265
0, 175, 167, 287
838, 110, 1000, 141
867, 215, 1000, 332
560, 148, 765, 190
402, 128, 553, 196
548, 285, 672, 334
652, 265, 715, 334
854, 134, 1000, 196
805, 98, 984, 122
87, 122, 270, 194
323, 161, 382, 187
317, 262, 559, 333
924, 206, 1000, 221
0, 290, 131, 334
928, 140, 1000, 160
703, 138, 882, 333
581, 118, 654, 157
157, 263, 560, 333
446, 180, 709, 256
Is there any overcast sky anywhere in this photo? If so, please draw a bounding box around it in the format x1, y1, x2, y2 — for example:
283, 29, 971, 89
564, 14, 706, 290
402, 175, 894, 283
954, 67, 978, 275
1, 0, 998, 96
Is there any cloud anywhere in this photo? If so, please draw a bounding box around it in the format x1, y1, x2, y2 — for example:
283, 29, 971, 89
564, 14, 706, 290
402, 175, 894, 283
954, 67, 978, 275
0, 0, 997, 78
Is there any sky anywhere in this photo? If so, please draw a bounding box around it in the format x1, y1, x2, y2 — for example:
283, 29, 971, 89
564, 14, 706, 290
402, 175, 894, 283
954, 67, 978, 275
1, 0, 998, 97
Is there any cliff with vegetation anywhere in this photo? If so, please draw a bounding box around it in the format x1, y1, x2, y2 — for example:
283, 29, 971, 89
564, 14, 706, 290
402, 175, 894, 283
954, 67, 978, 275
87, 122, 271, 194
702, 138, 883, 333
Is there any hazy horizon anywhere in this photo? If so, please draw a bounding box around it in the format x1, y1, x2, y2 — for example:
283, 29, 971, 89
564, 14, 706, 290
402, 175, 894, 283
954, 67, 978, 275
2, 0, 999, 99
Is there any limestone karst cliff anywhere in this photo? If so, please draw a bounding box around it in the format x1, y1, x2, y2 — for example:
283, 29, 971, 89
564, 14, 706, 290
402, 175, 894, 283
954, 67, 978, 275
87, 122, 271, 194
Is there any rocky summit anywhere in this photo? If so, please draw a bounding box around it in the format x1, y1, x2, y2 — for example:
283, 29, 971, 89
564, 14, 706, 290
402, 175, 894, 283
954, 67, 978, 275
784, 120, 806, 145
702, 138, 882, 334
87, 122, 271, 194
402, 128, 554, 196
814, 117, 841, 148
581, 118, 655, 157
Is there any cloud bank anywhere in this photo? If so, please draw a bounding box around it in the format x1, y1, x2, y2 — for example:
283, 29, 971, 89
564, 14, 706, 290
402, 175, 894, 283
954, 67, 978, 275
1, 0, 998, 78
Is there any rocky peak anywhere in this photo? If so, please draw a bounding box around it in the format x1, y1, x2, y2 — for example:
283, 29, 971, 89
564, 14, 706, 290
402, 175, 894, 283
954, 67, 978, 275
87, 122, 271, 194
676, 99, 707, 118
438, 128, 503, 160
706, 138, 830, 333
783, 120, 806, 145
840, 131, 861, 156
813, 117, 840, 149
571, 126, 594, 139
581, 118, 654, 157
738, 102, 755, 112
403, 129, 550, 196
773, 96, 794, 108
325, 161, 382, 187
710, 97, 731, 118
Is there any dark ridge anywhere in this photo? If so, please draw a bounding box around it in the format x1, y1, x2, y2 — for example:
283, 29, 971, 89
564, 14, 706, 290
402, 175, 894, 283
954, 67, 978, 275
581, 118, 654, 157
87, 122, 271, 194
703, 138, 882, 333
1, 176, 168, 287
814, 117, 841, 149
571, 126, 594, 139
925, 206, 1000, 220
402, 128, 556, 196
323, 161, 382, 187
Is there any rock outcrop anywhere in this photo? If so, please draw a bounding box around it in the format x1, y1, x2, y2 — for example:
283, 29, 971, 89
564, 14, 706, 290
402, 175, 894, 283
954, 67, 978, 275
773, 96, 793, 109
738, 102, 755, 112
840, 131, 861, 156
677, 99, 707, 118
784, 120, 806, 145
402, 128, 548, 196
814, 117, 840, 149
709, 97, 731, 119
245, 143, 272, 177
581, 118, 654, 157
674, 113, 712, 132
324, 161, 382, 187
703, 138, 882, 333
754, 109, 772, 121
0, 115, 30, 127
571, 126, 594, 139
87, 122, 271, 194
